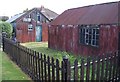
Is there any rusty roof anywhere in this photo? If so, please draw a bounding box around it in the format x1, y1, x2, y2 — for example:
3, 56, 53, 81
51, 1, 119, 25
7, 7, 58, 23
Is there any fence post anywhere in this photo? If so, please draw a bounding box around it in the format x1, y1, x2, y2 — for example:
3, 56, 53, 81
63, 55, 68, 81
118, 51, 120, 80
2, 32, 7, 51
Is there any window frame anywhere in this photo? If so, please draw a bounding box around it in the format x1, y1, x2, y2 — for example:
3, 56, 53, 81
79, 25, 99, 47
28, 24, 33, 31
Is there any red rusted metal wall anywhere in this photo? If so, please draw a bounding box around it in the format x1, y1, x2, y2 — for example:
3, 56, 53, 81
16, 20, 36, 43
48, 24, 119, 56
42, 23, 48, 42
16, 20, 48, 43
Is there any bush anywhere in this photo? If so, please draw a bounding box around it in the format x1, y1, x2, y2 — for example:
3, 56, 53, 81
0, 22, 13, 38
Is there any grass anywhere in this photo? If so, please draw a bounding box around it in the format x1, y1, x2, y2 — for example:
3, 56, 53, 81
21, 42, 97, 80
0, 50, 32, 81
21, 42, 87, 64
0, 49, 2, 82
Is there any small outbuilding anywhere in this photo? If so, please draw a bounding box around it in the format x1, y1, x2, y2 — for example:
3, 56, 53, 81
7, 7, 58, 43
49, 1, 120, 56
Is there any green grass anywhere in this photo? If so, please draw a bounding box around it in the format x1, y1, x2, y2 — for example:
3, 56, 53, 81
21, 42, 87, 64
0, 50, 2, 82
0, 50, 32, 81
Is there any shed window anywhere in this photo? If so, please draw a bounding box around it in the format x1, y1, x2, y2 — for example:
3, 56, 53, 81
79, 25, 99, 47
28, 24, 33, 31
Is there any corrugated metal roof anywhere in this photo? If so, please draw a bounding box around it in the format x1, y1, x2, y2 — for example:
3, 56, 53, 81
6, 7, 58, 23
37, 7, 58, 21
41, 8, 58, 20
51, 1, 119, 25
6, 13, 25, 23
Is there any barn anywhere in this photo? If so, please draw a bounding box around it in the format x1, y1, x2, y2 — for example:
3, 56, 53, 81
7, 7, 58, 43
49, 1, 120, 56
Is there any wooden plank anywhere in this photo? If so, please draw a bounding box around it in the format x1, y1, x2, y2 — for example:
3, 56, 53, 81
86, 57, 90, 81
29, 49, 32, 77
17, 44, 20, 66
32, 50, 35, 80
61, 61, 65, 81
26, 47, 28, 74
24, 47, 28, 73
91, 58, 96, 80
109, 55, 113, 81
27, 48, 30, 76
67, 61, 71, 81
24, 47, 27, 73
47, 56, 51, 81
100, 55, 105, 81
112, 55, 116, 80
19, 46, 21, 68
105, 55, 109, 81
21, 46, 25, 71
38, 53, 41, 80
74, 59, 78, 81
52, 57, 55, 81
56, 59, 60, 81
44, 54, 47, 80
35, 51, 38, 80
15, 45, 17, 64
19, 46, 21, 67
96, 56, 100, 81
31, 50, 34, 80
41, 54, 44, 81
115, 53, 119, 80
80, 59, 84, 81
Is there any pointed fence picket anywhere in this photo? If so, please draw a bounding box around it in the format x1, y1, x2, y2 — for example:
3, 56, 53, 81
2, 37, 120, 81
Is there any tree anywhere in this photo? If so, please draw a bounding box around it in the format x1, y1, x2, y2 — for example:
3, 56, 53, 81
0, 22, 13, 38
0, 16, 9, 21
23, 8, 29, 13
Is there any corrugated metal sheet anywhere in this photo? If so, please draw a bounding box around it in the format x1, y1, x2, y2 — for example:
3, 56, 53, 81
51, 1, 119, 25
6, 13, 25, 23
36, 7, 58, 21
48, 25, 118, 56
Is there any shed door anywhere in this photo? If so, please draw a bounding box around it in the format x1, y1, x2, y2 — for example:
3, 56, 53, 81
36, 26, 42, 42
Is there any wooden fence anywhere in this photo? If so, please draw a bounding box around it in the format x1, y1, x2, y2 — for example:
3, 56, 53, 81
2, 37, 120, 81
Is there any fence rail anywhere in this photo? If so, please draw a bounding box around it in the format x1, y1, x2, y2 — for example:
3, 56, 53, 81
3, 37, 120, 81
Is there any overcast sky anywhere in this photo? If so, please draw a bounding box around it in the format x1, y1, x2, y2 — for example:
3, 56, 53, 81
0, 0, 119, 17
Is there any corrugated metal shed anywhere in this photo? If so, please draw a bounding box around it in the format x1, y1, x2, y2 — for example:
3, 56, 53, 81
51, 1, 119, 25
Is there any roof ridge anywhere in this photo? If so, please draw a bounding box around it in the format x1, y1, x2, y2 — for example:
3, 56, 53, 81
68, 1, 119, 11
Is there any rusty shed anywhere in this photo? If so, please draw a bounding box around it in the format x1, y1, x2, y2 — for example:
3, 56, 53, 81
49, 1, 120, 56
7, 7, 58, 43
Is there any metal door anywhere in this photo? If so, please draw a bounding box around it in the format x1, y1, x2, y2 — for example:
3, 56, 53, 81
36, 26, 42, 42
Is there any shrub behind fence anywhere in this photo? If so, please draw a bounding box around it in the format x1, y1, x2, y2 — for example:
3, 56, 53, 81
3, 37, 120, 81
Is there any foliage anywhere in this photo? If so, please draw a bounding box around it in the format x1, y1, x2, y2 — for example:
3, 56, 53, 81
0, 16, 9, 21
0, 22, 13, 38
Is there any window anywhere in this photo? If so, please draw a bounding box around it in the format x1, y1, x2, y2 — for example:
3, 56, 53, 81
28, 24, 33, 31
79, 25, 99, 47
28, 14, 31, 18
37, 15, 40, 21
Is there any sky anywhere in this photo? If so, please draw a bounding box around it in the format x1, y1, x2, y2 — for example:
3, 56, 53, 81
0, 0, 119, 17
